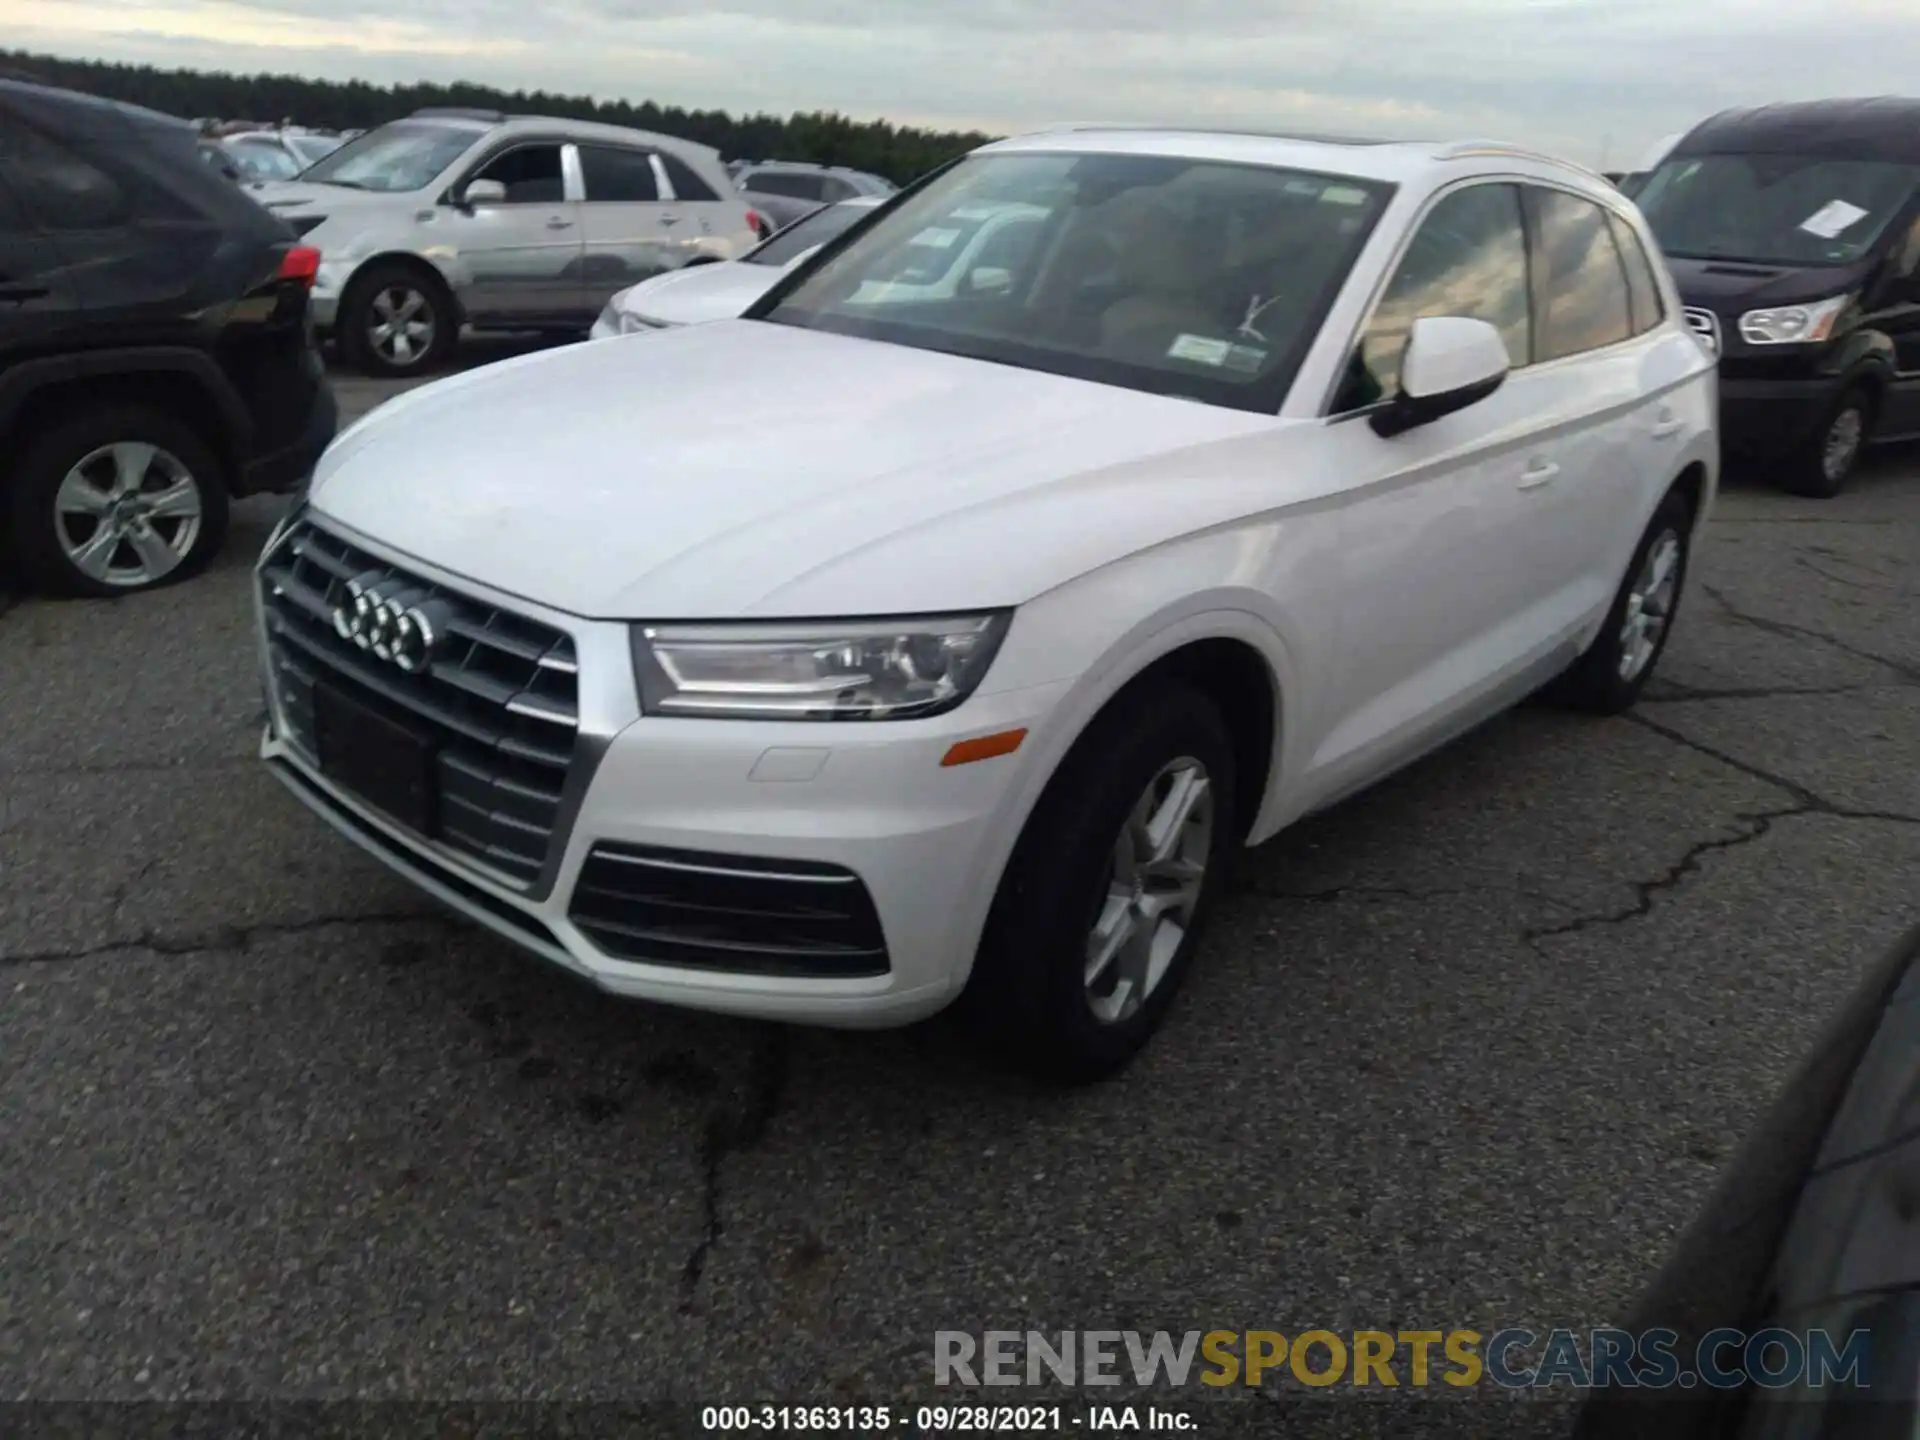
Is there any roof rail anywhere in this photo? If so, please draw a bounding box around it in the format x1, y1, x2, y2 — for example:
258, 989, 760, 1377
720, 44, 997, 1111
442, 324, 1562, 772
1433, 139, 1600, 178
1016, 122, 1404, 146
410, 107, 506, 123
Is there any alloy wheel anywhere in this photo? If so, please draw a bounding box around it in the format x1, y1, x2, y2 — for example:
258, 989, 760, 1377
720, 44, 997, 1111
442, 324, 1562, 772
53, 442, 203, 588
1618, 529, 1682, 682
1823, 406, 1864, 485
1084, 756, 1214, 1026
368, 285, 436, 368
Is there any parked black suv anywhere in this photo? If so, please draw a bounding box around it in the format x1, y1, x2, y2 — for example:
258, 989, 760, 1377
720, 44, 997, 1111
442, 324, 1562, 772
0, 77, 337, 595
1635, 98, 1920, 498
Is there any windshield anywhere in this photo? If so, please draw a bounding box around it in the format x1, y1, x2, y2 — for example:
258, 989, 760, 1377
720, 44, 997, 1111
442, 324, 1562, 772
298, 119, 490, 193
748, 201, 878, 266
761, 151, 1392, 411
225, 138, 303, 182
1638, 153, 1919, 266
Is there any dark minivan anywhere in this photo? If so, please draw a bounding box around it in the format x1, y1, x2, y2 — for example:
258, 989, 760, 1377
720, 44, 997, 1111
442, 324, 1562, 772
1, 76, 336, 595
1635, 98, 1920, 497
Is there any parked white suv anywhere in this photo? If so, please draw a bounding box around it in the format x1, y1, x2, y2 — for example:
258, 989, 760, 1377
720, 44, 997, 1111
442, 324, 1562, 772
251, 108, 760, 376
256, 127, 1717, 1080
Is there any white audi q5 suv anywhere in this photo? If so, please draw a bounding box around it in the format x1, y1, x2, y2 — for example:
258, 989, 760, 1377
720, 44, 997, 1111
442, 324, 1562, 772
256, 126, 1718, 1080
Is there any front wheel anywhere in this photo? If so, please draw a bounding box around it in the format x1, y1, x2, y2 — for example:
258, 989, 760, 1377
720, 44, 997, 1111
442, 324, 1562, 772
339, 262, 455, 378
1542, 487, 1693, 714
963, 682, 1239, 1084
1782, 387, 1872, 498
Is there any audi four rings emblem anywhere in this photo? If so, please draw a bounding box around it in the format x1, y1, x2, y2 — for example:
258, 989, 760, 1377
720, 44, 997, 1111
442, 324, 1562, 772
331, 572, 452, 674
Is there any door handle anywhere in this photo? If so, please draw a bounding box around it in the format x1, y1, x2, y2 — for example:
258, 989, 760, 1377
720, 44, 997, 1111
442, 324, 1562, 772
1518, 458, 1561, 491
1651, 411, 1683, 440
0, 282, 49, 301
658, 213, 682, 228
545, 217, 574, 230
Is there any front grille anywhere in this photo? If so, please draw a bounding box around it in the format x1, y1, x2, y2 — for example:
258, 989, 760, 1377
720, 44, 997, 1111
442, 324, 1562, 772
260, 518, 581, 888
568, 843, 891, 977
1683, 306, 1722, 357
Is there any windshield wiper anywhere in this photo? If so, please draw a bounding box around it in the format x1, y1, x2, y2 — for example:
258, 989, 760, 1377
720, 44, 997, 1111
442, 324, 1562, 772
313, 178, 373, 190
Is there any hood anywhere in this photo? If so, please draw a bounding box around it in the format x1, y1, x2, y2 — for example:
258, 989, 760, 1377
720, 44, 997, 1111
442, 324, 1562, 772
246, 181, 414, 217
1665, 253, 1876, 314
309, 320, 1287, 620
615, 261, 784, 326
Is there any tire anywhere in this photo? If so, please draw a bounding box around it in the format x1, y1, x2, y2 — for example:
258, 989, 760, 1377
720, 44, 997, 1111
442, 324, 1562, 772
1782, 387, 1872, 499
962, 681, 1240, 1084
339, 261, 456, 378
2, 403, 230, 598
1542, 487, 1692, 714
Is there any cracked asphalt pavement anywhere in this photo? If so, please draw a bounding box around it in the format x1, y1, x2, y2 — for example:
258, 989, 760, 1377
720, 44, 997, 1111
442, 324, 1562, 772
2, 340, 1917, 1427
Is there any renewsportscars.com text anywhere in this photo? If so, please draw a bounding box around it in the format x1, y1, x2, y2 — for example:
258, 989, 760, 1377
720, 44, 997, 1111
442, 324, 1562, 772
934, 1328, 1874, 1391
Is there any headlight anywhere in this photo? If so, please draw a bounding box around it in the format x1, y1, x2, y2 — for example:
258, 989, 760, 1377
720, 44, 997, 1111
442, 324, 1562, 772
633, 614, 1011, 720
1737, 293, 1851, 346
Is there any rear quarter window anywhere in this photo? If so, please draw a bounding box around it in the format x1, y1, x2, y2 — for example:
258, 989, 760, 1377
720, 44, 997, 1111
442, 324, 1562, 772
659, 152, 720, 202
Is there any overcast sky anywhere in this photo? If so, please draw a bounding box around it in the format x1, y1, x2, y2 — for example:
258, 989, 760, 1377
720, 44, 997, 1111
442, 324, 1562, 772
11, 0, 1920, 167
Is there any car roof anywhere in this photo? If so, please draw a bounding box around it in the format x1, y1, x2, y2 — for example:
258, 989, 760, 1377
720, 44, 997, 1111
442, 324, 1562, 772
0, 76, 192, 134
979, 125, 1608, 192
400, 109, 727, 165
1672, 97, 1920, 165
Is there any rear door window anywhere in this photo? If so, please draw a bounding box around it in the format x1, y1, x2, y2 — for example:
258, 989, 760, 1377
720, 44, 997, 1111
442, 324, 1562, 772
579, 145, 660, 203
1608, 213, 1666, 335
1526, 187, 1633, 361
0, 120, 131, 231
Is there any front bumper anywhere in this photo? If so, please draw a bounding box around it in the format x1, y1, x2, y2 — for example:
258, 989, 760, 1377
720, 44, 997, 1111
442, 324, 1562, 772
1716, 375, 1839, 459
255, 518, 1065, 1026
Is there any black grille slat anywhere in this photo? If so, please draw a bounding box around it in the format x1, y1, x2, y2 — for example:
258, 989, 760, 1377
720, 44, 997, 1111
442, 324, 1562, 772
568, 843, 891, 978
260, 518, 583, 887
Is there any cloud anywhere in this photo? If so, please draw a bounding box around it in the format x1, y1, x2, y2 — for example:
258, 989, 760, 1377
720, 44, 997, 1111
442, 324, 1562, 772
13, 0, 1920, 165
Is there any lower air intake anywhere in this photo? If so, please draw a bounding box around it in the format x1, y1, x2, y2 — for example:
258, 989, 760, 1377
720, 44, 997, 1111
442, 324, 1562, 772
568, 843, 890, 978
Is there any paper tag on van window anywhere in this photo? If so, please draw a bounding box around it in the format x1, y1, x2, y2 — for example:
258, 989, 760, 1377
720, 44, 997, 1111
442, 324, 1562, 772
1222, 344, 1267, 373
1168, 334, 1232, 365
1321, 185, 1370, 206
1800, 199, 1870, 239
910, 227, 961, 249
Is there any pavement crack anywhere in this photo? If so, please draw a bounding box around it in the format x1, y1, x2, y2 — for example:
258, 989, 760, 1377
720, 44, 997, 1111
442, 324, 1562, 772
1525, 713, 1920, 950
680, 1024, 791, 1312
1702, 584, 1920, 683
0, 756, 257, 780
1523, 804, 1802, 950
0, 909, 445, 967
1642, 680, 1891, 703
1795, 553, 1906, 593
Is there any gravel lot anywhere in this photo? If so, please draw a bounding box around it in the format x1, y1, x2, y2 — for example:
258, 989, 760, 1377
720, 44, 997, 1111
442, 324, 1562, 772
3, 337, 1917, 1427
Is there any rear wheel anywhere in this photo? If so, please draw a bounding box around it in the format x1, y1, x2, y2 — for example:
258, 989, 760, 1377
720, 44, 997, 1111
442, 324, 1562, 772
963, 682, 1239, 1084
3, 404, 229, 597
340, 261, 455, 378
1782, 387, 1872, 498
1542, 487, 1692, 714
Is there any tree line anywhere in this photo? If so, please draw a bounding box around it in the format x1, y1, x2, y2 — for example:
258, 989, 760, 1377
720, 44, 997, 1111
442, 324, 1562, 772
1, 49, 997, 186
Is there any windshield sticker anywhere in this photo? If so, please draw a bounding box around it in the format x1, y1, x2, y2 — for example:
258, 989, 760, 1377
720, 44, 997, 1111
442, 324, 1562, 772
950, 205, 999, 221
1799, 199, 1870, 239
910, 227, 962, 249
1320, 185, 1370, 206
1168, 334, 1233, 366
1284, 179, 1321, 195
1221, 343, 1267, 374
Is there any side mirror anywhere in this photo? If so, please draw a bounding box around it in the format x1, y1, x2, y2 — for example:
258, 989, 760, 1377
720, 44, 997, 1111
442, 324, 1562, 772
1370, 316, 1511, 438
458, 178, 507, 209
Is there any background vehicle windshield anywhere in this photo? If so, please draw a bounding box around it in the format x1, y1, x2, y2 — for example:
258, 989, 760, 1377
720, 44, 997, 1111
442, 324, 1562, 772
1637, 153, 1920, 265
747, 202, 877, 266
298, 119, 490, 192
761, 150, 1392, 412
224, 137, 302, 182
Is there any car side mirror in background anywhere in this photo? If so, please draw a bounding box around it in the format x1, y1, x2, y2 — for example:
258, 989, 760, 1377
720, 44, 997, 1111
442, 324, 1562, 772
1370, 316, 1511, 438
457, 178, 508, 209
